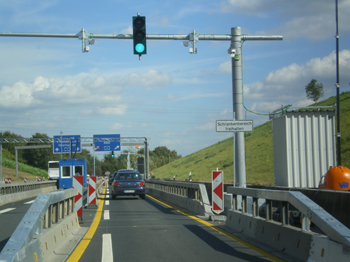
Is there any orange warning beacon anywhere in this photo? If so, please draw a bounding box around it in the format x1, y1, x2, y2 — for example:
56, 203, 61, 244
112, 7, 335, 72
320, 166, 350, 191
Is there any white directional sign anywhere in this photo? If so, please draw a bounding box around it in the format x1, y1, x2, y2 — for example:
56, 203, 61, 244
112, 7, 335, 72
216, 120, 253, 132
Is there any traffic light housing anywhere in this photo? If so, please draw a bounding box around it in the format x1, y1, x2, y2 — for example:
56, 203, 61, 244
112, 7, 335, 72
111, 151, 114, 157
133, 16, 147, 55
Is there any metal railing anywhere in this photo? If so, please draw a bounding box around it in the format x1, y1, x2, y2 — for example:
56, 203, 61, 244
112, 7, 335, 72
0, 188, 77, 262
0, 181, 57, 195
227, 187, 350, 247
146, 180, 202, 201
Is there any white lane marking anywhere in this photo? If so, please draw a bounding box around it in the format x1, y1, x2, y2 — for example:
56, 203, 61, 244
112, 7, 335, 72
25, 200, 35, 204
0, 208, 15, 214
104, 210, 110, 220
102, 234, 113, 262
105, 200, 110, 206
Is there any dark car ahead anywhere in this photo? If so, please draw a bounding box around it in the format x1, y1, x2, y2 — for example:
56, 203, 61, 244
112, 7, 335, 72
111, 170, 145, 199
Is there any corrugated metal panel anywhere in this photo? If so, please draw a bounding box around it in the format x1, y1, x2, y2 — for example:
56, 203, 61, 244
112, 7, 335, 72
273, 111, 336, 188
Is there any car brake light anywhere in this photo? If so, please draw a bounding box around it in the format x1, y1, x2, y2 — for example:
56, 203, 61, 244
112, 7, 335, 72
114, 182, 120, 187
139, 181, 145, 186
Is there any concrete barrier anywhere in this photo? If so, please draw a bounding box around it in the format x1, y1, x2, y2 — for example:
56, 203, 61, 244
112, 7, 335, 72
37, 213, 87, 262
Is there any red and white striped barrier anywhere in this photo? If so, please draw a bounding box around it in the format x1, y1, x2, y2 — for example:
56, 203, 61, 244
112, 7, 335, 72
212, 170, 224, 215
36, 177, 42, 182
24, 178, 27, 183
88, 176, 97, 207
102, 176, 105, 186
5, 178, 11, 184
73, 176, 84, 220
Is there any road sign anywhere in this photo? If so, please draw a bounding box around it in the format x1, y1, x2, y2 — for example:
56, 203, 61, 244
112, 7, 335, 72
212, 170, 224, 214
53, 135, 81, 154
216, 120, 253, 132
93, 134, 120, 152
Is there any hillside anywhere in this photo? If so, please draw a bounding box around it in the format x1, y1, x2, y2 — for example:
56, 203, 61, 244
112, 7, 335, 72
151, 91, 350, 185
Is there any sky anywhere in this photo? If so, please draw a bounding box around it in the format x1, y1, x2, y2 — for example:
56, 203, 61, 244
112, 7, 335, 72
0, 0, 350, 159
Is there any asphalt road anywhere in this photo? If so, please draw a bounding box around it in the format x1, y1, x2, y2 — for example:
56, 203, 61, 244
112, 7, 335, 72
74, 186, 276, 262
0, 196, 37, 252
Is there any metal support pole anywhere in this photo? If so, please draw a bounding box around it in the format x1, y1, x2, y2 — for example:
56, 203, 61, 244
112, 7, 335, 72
15, 149, 18, 178
0, 143, 2, 182
231, 27, 246, 188
144, 140, 147, 178
335, 0, 341, 166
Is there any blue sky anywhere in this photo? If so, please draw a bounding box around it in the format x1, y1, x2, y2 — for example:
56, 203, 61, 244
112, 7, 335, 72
0, 0, 350, 158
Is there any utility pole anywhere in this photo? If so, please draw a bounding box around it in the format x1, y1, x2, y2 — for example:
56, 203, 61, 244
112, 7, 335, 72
335, 0, 341, 166
229, 27, 283, 187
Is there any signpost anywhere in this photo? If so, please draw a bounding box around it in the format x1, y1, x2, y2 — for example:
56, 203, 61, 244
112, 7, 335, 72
93, 134, 120, 152
212, 170, 224, 214
216, 120, 253, 132
53, 135, 81, 154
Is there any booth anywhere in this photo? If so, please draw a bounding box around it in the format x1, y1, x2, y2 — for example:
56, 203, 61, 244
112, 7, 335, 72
58, 158, 87, 189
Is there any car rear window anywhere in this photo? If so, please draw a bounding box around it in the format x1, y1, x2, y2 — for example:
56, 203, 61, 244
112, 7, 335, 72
117, 173, 142, 180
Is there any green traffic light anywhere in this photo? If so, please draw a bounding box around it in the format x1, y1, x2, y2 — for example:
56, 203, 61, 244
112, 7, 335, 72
135, 43, 145, 53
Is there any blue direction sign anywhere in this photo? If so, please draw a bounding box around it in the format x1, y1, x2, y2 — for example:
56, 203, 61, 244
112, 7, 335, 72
93, 134, 120, 152
53, 135, 81, 154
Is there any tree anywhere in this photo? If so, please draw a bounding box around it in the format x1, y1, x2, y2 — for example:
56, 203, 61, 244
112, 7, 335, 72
22, 133, 53, 170
305, 79, 324, 102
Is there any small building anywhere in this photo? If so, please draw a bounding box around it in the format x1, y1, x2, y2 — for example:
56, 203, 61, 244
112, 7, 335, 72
271, 107, 336, 188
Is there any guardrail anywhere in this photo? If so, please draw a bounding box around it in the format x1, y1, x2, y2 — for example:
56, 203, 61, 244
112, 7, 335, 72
225, 187, 350, 262
0, 188, 87, 262
0, 181, 57, 195
145, 179, 213, 217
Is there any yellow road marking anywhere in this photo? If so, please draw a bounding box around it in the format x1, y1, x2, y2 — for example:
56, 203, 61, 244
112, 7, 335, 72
147, 195, 286, 262
66, 184, 107, 262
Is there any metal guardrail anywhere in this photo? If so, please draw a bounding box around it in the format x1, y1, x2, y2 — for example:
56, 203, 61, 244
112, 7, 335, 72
146, 180, 203, 201
0, 181, 57, 195
227, 187, 350, 248
145, 179, 213, 217
0, 188, 77, 262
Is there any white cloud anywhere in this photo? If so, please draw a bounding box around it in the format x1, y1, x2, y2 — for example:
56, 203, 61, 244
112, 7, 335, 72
110, 123, 124, 130
220, 109, 233, 115
167, 92, 225, 101
122, 69, 172, 90
120, 25, 132, 34
97, 105, 127, 116
196, 122, 215, 131
220, 0, 350, 41
243, 49, 350, 113
0, 74, 126, 111
217, 61, 231, 74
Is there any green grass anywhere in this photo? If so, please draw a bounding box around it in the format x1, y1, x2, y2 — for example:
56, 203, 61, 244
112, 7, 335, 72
151, 91, 350, 185
2, 157, 48, 178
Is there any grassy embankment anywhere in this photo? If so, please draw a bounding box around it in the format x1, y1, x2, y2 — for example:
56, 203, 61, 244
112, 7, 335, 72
1, 157, 48, 182
151, 91, 350, 185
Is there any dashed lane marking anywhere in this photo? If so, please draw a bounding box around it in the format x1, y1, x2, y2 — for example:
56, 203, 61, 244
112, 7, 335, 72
104, 210, 110, 220
0, 208, 16, 214
102, 234, 113, 262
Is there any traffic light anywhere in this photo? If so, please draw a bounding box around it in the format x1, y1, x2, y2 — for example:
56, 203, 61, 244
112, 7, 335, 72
133, 15, 147, 55
111, 151, 114, 157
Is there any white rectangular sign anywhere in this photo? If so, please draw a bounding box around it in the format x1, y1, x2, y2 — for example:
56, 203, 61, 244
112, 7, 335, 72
216, 120, 253, 132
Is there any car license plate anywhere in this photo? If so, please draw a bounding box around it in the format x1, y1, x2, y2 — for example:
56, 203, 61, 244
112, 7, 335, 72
124, 190, 135, 193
